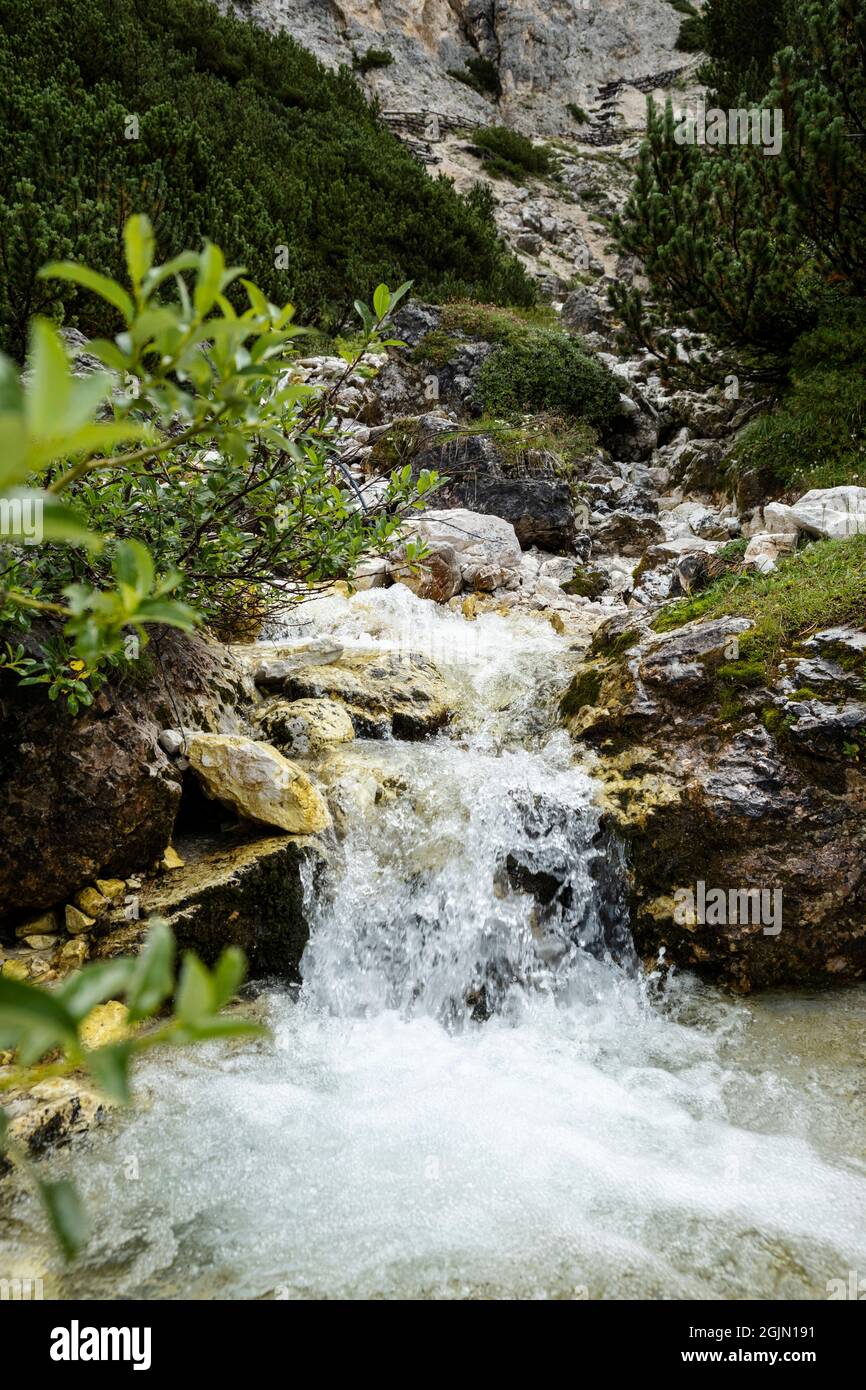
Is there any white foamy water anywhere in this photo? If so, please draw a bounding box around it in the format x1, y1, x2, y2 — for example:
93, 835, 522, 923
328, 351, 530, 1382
4, 588, 866, 1299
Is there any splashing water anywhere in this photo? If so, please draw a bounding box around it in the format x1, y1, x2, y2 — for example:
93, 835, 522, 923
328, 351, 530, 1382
4, 587, 866, 1299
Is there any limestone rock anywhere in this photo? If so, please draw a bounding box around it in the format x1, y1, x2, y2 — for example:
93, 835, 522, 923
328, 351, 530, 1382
765, 486, 866, 540
186, 734, 332, 834
254, 697, 356, 754
80, 1001, 130, 1050
743, 530, 798, 573
274, 649, 454, 738
388, 539, 463, 603
400, 508, 522, 591
65, 904, 95, 935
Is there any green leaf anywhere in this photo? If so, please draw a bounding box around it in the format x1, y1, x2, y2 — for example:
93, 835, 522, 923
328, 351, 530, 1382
176, 953, 214, 1023
194, 242, 226, 317
25, 320, 70, 437
38, 1179, 89, 1261
84, 1042, 134, 1104
114, 538, 154, 597
38, 263, 134, 326
124, 214, 155, 289
372, 284, 391, 319
211, 947, 246, 1009
125, 919, 175, 1022
56, 959, 138, 1022
0, 974, 78, 1057
133, 597, 198, 631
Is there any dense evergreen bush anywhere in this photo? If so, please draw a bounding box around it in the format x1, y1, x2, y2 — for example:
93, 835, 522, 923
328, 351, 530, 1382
477, 332, 621, 426
473, 127, 551, 181
0, 0, 534, 359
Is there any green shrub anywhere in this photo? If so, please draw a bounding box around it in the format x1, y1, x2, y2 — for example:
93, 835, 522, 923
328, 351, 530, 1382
440, 299, 561, 343
567, 103, 590, 124
0, 219, 437, 704
448, 57, 502, 99
730, 307, 866, 489
0, 0, 534, 358
353, 48, 394, 72
477, 334, 621, 426
473, 126, 551, 181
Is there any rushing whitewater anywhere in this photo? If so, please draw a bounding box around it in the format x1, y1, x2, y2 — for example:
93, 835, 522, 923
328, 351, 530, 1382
4, 588, 866, 1299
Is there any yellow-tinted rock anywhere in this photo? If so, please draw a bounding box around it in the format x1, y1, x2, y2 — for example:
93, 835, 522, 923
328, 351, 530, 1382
55, 938, 89, 970
22, 934, 59, 950
65, 904, 95, 935
95, 878, 126, 903
160, 845, 185, 871
75, 886, 107, 919
15, 911, 58, 940
80, 1001, 130, 1049
1, 959, 29, 980
186, 733, 331, 834
254, 697, 355, 755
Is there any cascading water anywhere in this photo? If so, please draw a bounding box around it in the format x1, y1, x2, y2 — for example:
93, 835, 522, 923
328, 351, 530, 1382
3, 588, 866, 1299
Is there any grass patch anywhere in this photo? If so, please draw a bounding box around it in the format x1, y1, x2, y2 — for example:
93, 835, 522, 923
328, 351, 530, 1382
439, 414, 597, 477
440, 300, 562, 343
410, 331, 462, 370
653, 535, 866, 667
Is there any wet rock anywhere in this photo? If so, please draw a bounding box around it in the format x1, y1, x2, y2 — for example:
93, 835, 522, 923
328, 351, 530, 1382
253, 697, 356, 754
276, 649, 454, 739
186, 734, 332, 834
0, 632, 255, 918
562, 615, 866, 990
388, 539, 463, 602
2, 1078, 106, 1165
95, 831, 328, 978
245, 640, 345, 691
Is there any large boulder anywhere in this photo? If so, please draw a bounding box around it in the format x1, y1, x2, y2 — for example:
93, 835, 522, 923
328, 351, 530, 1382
560, 614, 866, 990
388, 539, 463, 603
266, 649, 455, 739
94, 831, 327, 978
0, 631, 255, 919
253, 697, 355, 754
765, 486, 866, 540
452, 475, 576, 552
186, 734, 332, 834
400, 508, 522, 591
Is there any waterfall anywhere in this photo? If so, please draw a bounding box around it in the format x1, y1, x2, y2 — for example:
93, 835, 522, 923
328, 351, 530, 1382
4, 587, 866, 1300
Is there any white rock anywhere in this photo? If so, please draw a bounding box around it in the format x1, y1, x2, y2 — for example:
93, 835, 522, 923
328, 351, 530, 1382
352, 556, 389, 590
401, 509, 522, 592
765, 487, 866, 539
743, 531, 798, 573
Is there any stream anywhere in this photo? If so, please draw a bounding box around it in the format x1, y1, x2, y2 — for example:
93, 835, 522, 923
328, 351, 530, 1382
4, 588, 866, 1299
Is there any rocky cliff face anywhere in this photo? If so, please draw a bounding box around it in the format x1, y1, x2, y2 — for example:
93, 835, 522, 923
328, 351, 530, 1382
228, 0, 684, 134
